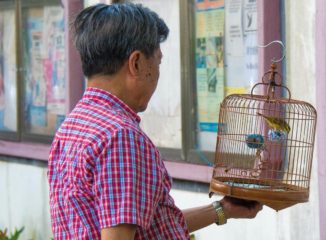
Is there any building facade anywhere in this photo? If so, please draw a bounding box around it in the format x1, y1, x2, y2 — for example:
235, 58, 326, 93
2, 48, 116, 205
0, 0, 325, 239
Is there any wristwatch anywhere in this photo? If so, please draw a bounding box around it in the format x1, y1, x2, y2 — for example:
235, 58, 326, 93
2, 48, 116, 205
212, 201, 227, 225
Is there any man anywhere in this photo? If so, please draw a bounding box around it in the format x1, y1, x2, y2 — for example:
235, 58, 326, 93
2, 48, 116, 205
48, 3, 262, 240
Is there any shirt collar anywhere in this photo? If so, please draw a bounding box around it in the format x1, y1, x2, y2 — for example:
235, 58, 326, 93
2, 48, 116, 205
83, 87, 141, 123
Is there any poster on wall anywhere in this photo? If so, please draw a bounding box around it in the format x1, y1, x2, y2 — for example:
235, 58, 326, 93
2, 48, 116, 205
26, 9, 47, 127
43, 6, 65, 116
24, 6, 66, 134
195, 0, 225, 132
243, 0, 258, 89
224, 0, 258, 96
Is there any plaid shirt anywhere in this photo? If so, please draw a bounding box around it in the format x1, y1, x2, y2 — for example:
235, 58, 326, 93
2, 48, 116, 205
48, 88, 189, 240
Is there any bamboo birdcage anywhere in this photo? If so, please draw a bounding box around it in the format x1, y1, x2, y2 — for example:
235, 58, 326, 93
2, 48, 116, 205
209, 63, 317, 211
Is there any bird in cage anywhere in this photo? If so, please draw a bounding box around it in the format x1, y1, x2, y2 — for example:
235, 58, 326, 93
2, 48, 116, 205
209, 41, 317, 211
257, 112, 290, 142
257, 112, 291, 133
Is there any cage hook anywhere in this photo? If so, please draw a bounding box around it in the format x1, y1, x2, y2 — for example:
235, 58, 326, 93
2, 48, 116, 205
258, 40, 286, 63
251, 40, 291, 100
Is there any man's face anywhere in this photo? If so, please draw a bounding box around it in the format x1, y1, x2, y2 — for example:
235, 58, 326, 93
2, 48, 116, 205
136, 48, 162, 112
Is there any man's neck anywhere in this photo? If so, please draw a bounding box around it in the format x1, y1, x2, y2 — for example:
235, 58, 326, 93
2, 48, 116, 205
87, 73, 139, 113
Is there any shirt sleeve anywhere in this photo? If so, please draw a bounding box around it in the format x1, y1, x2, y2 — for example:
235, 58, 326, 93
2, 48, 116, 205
94, 127, 164, 230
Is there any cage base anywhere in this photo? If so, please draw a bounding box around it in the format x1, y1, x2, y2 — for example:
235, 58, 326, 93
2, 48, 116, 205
209, 178, 309, 211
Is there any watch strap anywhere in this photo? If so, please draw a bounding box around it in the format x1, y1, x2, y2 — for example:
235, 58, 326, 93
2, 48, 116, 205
212, 201, 227, 225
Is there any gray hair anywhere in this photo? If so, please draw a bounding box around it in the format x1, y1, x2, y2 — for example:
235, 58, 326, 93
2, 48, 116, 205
72, 3, 169, 77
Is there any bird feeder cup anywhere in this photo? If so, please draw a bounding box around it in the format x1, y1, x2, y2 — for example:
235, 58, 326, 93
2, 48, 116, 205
209, 63, 317, 211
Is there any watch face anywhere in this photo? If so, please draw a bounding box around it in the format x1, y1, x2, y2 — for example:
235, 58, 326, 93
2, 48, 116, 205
214, 201, 221, 208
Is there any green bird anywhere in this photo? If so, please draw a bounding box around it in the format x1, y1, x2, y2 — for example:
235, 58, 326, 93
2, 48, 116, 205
257, 112, 291, 133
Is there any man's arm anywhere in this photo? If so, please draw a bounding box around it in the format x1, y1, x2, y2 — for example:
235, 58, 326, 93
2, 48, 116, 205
182, 203, 218, 232
101, 224, 137, 240
182, 196, 263, 233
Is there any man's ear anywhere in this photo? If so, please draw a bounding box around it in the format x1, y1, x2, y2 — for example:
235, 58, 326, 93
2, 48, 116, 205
128, 50, 142, 77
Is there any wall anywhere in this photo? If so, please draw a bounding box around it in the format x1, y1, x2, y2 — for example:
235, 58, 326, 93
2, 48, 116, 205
0, 159, 52, 240
0, 159, 299, 239
284, 1, 320, 239
316, 0, 326, 239
0, 156, 321, 240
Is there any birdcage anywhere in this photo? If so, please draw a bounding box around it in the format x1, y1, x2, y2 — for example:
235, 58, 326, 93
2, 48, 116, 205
209, 61, 317, 211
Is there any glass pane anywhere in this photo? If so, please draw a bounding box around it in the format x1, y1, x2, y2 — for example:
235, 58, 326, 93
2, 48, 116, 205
194, 0, 258, 151
22, 1, 66, 137
0, 1, 18, 132
84, 0, 102, 7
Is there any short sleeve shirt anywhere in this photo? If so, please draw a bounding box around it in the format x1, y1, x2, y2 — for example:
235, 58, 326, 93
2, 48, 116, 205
48, 87, 190, 240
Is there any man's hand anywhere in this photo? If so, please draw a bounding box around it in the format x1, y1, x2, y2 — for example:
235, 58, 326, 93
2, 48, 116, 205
220, 196, 263, 219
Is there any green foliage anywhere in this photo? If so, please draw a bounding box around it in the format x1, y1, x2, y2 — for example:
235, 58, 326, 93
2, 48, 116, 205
0, 227, 24, 240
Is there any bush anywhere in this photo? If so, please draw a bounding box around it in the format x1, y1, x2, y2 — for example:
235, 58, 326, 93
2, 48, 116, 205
0, 227, 24, 240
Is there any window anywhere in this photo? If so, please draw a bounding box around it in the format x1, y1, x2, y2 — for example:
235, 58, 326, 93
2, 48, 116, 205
0, 0, 66, 142
179, 0, 259, 167
176, 0, 283, 181
0, 0, 84, 159
21, 0, 66, 141
196, 0, 258, 152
